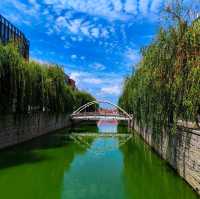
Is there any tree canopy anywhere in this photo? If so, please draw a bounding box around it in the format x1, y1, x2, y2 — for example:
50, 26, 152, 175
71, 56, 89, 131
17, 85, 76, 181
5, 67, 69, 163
0, 43, 96, 114
119, 16, 200, 133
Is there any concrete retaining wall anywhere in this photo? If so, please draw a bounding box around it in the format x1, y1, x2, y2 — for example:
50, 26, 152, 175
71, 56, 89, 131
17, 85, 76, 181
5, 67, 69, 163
134, 122, 200, 195
0, 113, 72, 149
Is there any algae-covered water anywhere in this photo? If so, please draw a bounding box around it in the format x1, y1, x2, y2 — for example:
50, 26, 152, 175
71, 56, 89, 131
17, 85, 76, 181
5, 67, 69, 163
0, 121, 198, 199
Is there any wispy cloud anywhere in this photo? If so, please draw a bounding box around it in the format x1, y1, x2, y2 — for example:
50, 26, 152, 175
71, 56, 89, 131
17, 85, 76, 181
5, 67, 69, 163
150, 0, 163, 12
125, 48, 141, 68
65, 68, 123, 101
139, 0, 149, 15
4, 0, 40, 17
91, 63, 106, 71
124, 0, 138, 14
0, 0, 166, 42
82, 78, 103, 85
101, 85, 121, 96
0, 0, 176, 29
71, 54, 78, 59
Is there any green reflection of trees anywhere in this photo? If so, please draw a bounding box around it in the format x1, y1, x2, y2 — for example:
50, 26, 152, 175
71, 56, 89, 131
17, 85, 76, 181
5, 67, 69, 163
71, 121, 98, 133
0, 127, 94, 199
69, 122, 98, 154
117, 123, 130, 134
120, 135, 199, 199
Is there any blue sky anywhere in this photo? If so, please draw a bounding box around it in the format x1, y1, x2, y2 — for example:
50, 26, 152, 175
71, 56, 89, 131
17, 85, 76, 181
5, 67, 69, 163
0, 0, 198, 104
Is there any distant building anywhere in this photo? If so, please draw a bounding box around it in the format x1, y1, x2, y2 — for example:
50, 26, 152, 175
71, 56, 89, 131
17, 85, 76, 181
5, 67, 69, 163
68, 78, 76, 90
65, 74, 76, 90
0, 14, 29, 60
98, 108, 118, 114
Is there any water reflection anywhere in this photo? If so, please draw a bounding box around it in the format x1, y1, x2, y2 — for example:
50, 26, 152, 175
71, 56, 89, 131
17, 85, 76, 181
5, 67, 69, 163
0, 122, 198, 199
120, 136, 199, 199
97, 120, 118, 133
62, 121, 124, 199
89, 120, 119, 155
0, 129, 91, 199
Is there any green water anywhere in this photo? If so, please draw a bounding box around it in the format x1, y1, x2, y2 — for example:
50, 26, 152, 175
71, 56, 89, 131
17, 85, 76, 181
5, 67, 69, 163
0, 122, 199, 199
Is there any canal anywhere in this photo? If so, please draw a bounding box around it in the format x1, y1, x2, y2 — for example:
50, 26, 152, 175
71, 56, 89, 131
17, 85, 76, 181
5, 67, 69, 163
0, 121, 198, 199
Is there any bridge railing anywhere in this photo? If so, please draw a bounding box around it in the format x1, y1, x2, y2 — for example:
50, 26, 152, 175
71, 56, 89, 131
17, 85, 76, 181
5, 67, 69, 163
71, 112, 130, 118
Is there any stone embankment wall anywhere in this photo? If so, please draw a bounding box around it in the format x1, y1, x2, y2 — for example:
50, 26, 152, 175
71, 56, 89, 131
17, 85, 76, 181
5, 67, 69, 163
134, 122, 200, 195
0, 113, 72, 149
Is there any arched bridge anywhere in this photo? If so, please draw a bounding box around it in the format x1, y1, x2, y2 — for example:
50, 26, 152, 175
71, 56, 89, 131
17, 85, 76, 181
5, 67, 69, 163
71, 100, 133, 122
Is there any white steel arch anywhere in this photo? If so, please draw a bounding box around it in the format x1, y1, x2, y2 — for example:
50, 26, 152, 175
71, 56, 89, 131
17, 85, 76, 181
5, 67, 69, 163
72, 100, 132, 120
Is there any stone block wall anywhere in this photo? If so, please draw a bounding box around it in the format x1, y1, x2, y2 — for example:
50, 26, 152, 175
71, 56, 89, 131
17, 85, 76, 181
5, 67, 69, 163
134, 122, 200, 195
0, 113, 71, 149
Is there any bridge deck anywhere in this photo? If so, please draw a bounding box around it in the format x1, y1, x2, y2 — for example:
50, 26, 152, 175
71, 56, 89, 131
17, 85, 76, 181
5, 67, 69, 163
71, 115, 130, 121
70, 133, 132, 137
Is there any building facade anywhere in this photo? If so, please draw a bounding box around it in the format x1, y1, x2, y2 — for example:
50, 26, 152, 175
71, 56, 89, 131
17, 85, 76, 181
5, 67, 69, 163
64, 74, 76, 90
0, 14, 29, 60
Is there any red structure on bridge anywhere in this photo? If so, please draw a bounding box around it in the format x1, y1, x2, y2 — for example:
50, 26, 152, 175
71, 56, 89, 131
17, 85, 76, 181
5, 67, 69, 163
98, 108, 119, 115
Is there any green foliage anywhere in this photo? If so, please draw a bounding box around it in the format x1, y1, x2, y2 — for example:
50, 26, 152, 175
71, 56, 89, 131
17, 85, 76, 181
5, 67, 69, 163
119, 18, 200, 134
0, 43, 96, 114
74, 91, 97, 112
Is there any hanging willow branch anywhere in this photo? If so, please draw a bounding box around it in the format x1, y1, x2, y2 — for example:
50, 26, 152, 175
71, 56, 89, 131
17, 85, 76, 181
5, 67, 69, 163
0, 43, 96, 114
119, 17, 200, 134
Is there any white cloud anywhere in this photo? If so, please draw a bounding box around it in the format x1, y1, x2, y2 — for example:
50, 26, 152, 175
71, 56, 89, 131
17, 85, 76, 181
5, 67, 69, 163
139, 0, 149, 15
53, 15, 110, 40
30, 56, 51, 65
28, 0, 40, 10
90, 28, 100, 38
71, 54, 77, 59
0, 0, 40, 26
41, 0, 129, 21
111, 0, 123, 12
8, 0, 40, 17
82, 78, 103, 84
42, 0, 165, 23
125, 48, 141, 67
65, 68, 123, 100
43, 0, 57, 4
2, 0, 166, 29
42, 9, 49, 15
69, 71, 85, 83
101, 85, 121, 96
91, 63, 106, 71
65, 0, 126, 21
80, 25, 91, 37
56, 16, 68, 29
61, 36, 66, 41
124, 0, 137, 14
3, 0, 166, 43
101, 29, 109, 38
71, 36, 77, 41
67, 19, 82, 34
150, 0, 162, 12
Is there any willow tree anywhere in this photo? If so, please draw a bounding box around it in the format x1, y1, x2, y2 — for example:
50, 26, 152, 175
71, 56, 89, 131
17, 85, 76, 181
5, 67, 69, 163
0, 43, 96, 115
119, 4, 200, 133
